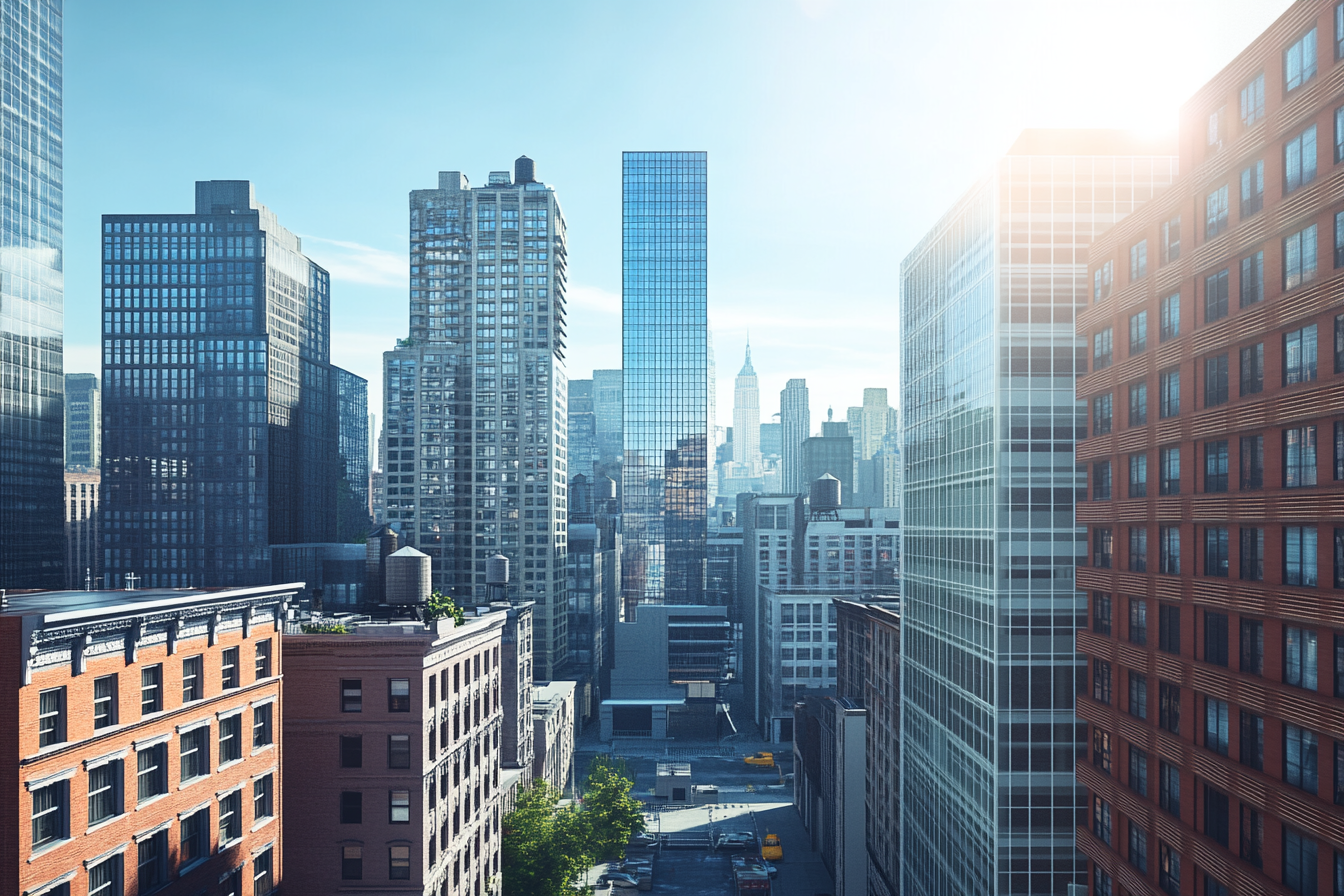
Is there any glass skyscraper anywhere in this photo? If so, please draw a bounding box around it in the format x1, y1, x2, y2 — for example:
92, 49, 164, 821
102, 181, 340, 588
335, 366, 370, 542
621, 151, 708, 608
0, 0, 64, 589
898, 131, 1177, 896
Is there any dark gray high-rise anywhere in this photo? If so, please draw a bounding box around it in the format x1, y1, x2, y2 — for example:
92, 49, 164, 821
335, 366, 370, 542
102, 181, 339, 587
0, 0, 64, 590
621, 151, 708, 607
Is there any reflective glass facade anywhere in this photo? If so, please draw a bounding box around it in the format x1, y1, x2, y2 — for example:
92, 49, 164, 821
899, 134, 1177, 896
0, 0, 63, 589
334, 366, 370, 542
621, 151, 708, 606
102, 181, 339, 588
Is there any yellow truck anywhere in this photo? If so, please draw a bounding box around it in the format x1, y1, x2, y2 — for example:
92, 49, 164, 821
761, 833, 783, 862
743, 751, 775, 767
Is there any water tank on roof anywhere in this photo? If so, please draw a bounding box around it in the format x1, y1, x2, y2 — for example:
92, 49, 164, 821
385, 546, 431, 606
486, 554, 510, 586
514, 155, 536, 184
597, 475, 617, 501
811, 473, 842, 512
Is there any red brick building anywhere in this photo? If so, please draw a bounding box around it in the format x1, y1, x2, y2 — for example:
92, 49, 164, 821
1077, 2, 1344, 893
1, 584, 295, 896
282, 610, 507, 896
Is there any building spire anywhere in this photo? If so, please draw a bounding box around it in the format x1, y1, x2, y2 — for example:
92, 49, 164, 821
739, 334, 755, 377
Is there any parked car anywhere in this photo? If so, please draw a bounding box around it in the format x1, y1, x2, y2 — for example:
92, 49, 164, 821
761, 833, 783, 861
597, 872, 640, 889
717, 831, 757, 850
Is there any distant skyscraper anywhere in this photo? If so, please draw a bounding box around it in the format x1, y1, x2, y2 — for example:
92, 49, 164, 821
859, 387, 892, 460
899, 130, 1177, 896
759, 420, 781, 458
0, 0, 63, 590
846, 405, 863, 484
592, 368, 623, 472
621, 151, 708, 607
64, 373, 100, 470
335, 367, 370, 541
568, 377, 596, 481
802, 420, 854, 506
102, 181, 340, 588
732, 340, 761, 470
780, 378, 809, 495
388, 158, 570, 678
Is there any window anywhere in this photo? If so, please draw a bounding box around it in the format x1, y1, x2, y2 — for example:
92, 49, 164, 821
1240, 805, 1264, 868
1205, 611, 1229, 665
1286, 526, 1319, 587
219, 714, 242, 764
1204, 527, 1230, 578
341, 679, 362, 713
1094, 260, 1113, 301
1129, 598, 1148, 645
1092, 727, 1113, 773
1092, 795, 1113, 845
1284, 828, 1320, 896
390, 789, 411, 823
136, 743, 167, 802
1160, 447, 1180, 495
1160, 682, 1181, 734
1092, 393, 1113, 436
182, 655, 203, 702
88, 854, 122, 896
1092, 659, 1112, 705
137, 828, 168, 893
219, 790, 242, 844
1129, 820, 1148, 873
388, 679, 411, 712
1204, 785, 1230, 847
1241, 618, 1265, 674
180, 726, 210, 782
1130, 240, 1148, 280
1093, 461, 1112, 500
93, 675, 118, 730
1159, 843, 1182, 895
340, 735, 362, 768
141, 665, 162, 716
340, 791, 362, 824
253, 847, 274, 896
1286, 726, 1321, 794
32, 780, 67, 847
181, 807, 209, 865
1338, 2, 1344, 59
221, 647, 239, 690
1241, 527, 1266, 581
1159, 370, 1180, 418
1241, 73, 1265, 126
1284, 224, 1319, 290
1336, 743, 1344, 805
1204, 441, 1229, 493
1161, 217, 1181, 264
1239, 343, 1264, 394
1339, 530, 1344, 589
1337, 422, 1344, 480
342, 845, 363, 880
1129, 382, 1148, 426
253, 703, 273, 748
1205, 270, 1229, 322
38, 687, 65, 747
1338, 635, 1344, 696
1207, 108, 1224, 153
1160, 526, 1181, 575
390, 846, 411, 880
1129, 746, 1149, 796
1128, 671, 1148, 719
1286, 626, 1320, 690
1337, 314, 1344, 373
255, 640, 272, 679
1129, 527, 1148, 573
1285, 325, 1319, 384
1092, 592, 1112, 635
1206, 875, 1230, 896
254, 774, 273, 820
1238, 251, 1265, 307
1129, 454, 1148, 498
1286, 27, 1319, 91
1159, 604, 1181, 653
388, 734, 410, 769
89, 763, 123, 822
1130, 310, 1148, 354
1161, 293, 1181, 342
1205, 186, 1229, 238
1204, 355, 1228, 406
1240, 436, 1264, 490
1095, 867, 1113, 896
1205, 696, 1230, 755
1240, 710, 1265, 771
1093, 528, 1113, 569
1093, 328, 1113, 370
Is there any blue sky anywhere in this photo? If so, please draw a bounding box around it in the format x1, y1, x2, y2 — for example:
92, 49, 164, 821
64, 0, 1290, 429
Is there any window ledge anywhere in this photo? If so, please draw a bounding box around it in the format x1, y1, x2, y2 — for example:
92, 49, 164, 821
178, 775, 208, 791
177, 856, 208, 878
27, 838, 72, 863
250, 743, 274, 757
218, 836, 244, 854
85, 814, 125, 835
217, 759, 243, 773
250, 815, 275, 833
136, 793, 168, 811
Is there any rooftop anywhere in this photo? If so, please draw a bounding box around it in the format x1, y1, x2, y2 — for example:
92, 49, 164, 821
0, 583, 302, 622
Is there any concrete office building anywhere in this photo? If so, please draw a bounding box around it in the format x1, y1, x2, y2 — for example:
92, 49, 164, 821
802, 420, 855, 507
899, 130, 1179, 896
0, 0, 64, 591
497, 601, 536, 809
64, 373, 100, 471
532, 680, 576, 793
781, 379, 810, 496
621, 152, 708, 608
64, 469, 99, 591
385, 158, 570, 679
336, 366, 372, 542
738, 493, 805, 729
1, 583, 293, 896
102, 181, 341, 588
1077, 6, 1344, 894
283, 610, 508, 896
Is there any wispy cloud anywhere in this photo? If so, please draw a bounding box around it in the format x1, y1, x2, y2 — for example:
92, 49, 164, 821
300, 235, 406, 288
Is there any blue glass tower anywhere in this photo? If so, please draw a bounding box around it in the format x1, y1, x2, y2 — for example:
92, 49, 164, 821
621, 151, 708, 607
0, 0, 64, 589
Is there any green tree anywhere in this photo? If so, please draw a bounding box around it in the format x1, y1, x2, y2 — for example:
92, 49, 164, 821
502, 783, 592, 896
581, 755, 646, 861
422, 589, 465, 627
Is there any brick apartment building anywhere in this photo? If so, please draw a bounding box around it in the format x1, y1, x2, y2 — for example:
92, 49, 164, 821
1077, 2, 1344, 893
282, 609, 508, 896
1, 584, 294, 896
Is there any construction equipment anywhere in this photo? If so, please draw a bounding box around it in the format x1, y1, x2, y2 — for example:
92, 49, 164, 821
743, 751, 775, 767
761, 832, 783, 862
